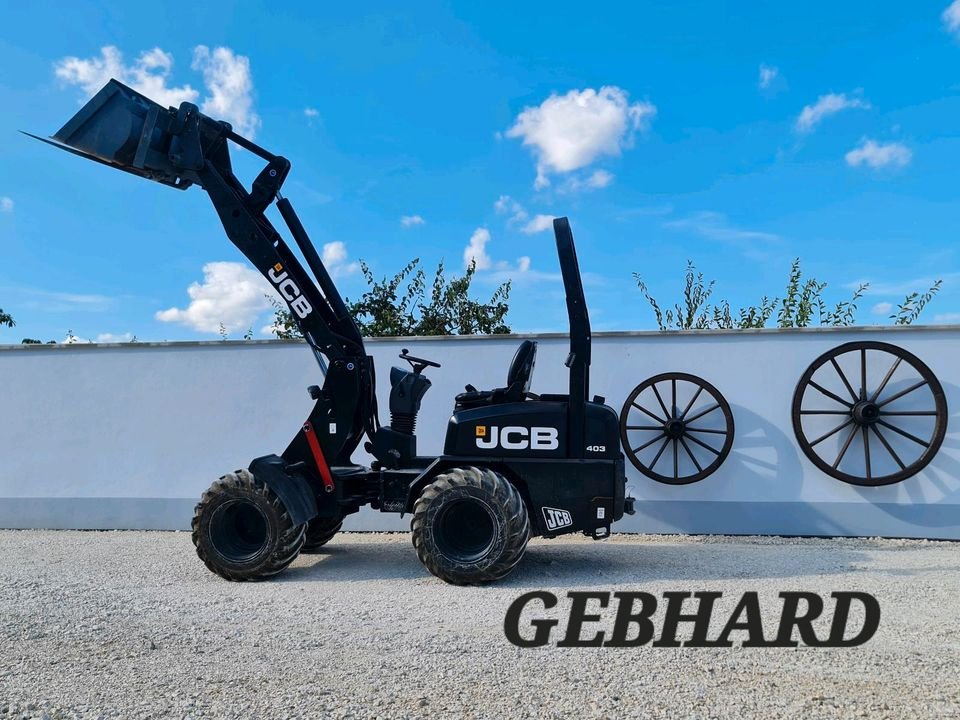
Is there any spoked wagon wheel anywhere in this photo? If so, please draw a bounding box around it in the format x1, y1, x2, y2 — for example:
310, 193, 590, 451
619, 372, 735, 485
792, 341, 947, 486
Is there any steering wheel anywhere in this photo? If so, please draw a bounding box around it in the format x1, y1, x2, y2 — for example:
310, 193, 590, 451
400, 348, 441, 373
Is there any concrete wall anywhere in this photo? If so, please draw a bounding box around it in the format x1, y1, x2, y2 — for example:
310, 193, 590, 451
1, 327, 958, 538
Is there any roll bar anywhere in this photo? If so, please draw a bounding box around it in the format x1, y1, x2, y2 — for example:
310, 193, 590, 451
553, 217, 591, 456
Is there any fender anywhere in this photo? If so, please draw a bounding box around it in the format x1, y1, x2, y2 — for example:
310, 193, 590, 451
248, 454, 318, 526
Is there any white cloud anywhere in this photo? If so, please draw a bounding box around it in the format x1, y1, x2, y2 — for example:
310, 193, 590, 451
95, 332, 135, 343
845, 139, 912, 169
521, 214, 556, 234
0, 197, 12, 213
304, 107, 319, 118
795, 92, 870, 133
463, 227, 531, 275
156, 261, 272, 334
933, 312, 960, 323
944, 1, 960, 35
321, 241, 360, 277
400, 214, 425, 227
506, 86, 656, 189
464, 228, 493, 270
561, 169, 615, 192
64, 332, 92, 344
758, 64, 779, 90
191, 46, 259, 138
494, 195, 526, 218
664, 211, 780, 244
586, 169, 614, 188
55, 45, 259, 138
494, 195, 528, 226
871, 302, 893, 316
55, 46, 199, 109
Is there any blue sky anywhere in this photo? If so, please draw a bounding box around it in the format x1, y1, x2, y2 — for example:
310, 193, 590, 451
1, 1, 959, 342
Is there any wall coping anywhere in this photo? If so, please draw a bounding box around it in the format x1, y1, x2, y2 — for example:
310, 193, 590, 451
1, 323, 957, 352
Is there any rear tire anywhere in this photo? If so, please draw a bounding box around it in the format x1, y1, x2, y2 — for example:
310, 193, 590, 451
192, 470, 305, 581
412, 466, 530, 585
301, 515, 344, 552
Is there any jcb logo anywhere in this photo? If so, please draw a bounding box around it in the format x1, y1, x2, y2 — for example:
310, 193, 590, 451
542, 507, 573, 531
475, 426, 559, 451
269, 264, 313, 319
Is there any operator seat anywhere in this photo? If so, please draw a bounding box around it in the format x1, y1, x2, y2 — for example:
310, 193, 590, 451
454, 340, 538, 409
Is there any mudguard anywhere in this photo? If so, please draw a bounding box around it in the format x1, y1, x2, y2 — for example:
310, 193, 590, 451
248, 454, 318, 526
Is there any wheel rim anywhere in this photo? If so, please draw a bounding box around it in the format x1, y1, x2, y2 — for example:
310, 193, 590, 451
619, 372, 735, 485
208, 499, 270, 563
434, 499, 496, 563
792, 341, 947, 486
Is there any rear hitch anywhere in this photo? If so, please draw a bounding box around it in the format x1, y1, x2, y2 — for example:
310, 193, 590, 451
590, 526, 611, 541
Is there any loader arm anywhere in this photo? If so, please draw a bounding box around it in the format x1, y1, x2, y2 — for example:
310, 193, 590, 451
34, 79, 378, 464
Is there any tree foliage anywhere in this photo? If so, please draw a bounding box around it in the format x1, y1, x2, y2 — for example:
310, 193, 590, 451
0, 308, 14, 329
269, 257, 512, 339
635, 259, 940, 330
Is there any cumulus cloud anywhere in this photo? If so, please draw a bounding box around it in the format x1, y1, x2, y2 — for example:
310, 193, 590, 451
795, 92, 871, 133
55, 46, 199, 109
506, 86, 656, 189
95, 332, 135, 343
845, 139, 912, 169
464, 228, 493, 270
304, 107, 319, 118
191, 46, 259, 137
871, 302, 893, 316
321, 241, 360, 277
156, 261, 272, 334
55, 44, 259, 138
944, 1, 960, 35
521, 214, 556, 234
400, 214, 425, 227
463, 227, 530, 275
0, 197, 13, 213
758, 64, 779, 90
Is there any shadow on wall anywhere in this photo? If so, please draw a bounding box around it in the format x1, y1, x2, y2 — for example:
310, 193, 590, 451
625, 404, 858, 538
852, 379, 960, 530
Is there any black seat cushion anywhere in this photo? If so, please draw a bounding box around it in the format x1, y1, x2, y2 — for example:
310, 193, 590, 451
455, 340, 537, 409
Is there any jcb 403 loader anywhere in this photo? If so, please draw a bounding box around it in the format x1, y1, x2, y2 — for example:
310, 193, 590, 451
34, 80, 635, 584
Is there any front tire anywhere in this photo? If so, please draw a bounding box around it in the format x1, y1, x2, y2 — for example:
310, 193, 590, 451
192, 470, 305, 581
412, 467, 530, 585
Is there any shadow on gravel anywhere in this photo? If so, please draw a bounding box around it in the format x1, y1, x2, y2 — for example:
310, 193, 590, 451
279, 538, 873, 587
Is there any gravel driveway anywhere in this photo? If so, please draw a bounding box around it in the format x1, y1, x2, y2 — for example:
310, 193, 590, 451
0, 531, 957, 719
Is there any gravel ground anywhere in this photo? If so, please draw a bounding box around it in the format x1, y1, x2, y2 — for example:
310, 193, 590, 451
0, 531, 958, 719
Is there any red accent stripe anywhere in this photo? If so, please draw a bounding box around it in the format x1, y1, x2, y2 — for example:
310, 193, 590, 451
302, 421, 335, 492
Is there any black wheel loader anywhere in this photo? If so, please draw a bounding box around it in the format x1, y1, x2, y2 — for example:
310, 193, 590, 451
32, 80, 635, 584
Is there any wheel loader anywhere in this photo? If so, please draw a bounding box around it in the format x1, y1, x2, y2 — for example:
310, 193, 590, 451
32, 79, 635, 584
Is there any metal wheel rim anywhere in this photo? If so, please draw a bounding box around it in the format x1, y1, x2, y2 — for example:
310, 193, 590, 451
791, 341, 947, 486
620, 372, 735, 485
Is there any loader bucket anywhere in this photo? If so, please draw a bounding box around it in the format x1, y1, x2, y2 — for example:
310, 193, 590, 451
29, 79, 227, 190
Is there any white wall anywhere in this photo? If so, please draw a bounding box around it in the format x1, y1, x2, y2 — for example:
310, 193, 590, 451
1, 327, 958, 538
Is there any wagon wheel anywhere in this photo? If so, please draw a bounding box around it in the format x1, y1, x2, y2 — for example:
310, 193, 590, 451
792, 341, 947, 486
619, 372, 735, 485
